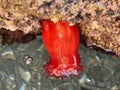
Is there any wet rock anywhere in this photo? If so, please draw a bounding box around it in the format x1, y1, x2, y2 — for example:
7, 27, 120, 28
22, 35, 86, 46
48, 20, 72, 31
0, 36, 120, 90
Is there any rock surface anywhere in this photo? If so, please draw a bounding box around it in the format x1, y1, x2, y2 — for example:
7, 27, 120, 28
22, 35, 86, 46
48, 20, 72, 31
0, 0, 120, 56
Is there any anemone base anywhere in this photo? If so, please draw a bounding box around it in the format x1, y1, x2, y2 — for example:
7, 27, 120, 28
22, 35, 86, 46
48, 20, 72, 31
43, 62, 83, 77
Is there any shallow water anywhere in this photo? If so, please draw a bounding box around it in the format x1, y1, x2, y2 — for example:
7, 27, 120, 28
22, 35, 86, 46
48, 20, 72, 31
0, 36, 120, 90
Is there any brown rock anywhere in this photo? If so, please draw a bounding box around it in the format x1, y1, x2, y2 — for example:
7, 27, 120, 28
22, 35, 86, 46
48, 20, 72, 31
0, 0, 120, 57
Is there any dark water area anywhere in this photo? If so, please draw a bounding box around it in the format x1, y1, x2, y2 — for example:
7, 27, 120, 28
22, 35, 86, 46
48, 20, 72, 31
0, 36, 120, 90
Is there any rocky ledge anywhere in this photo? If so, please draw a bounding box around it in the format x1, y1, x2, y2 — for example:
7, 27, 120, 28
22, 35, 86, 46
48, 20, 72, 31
0, 0, 120, 56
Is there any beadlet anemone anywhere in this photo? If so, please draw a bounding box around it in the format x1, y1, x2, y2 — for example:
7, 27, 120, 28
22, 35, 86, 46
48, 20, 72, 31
40, 19, 83, 78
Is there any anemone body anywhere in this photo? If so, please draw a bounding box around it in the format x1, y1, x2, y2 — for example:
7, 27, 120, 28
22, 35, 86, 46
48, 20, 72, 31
41, 19, 83, 77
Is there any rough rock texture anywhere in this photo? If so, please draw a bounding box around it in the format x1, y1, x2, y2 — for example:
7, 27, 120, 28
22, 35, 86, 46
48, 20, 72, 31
0, 0, 42, 34
0, 0, 120, 56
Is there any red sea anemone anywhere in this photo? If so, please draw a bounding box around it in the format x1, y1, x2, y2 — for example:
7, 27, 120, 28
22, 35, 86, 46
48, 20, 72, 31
41, 19, 83, 77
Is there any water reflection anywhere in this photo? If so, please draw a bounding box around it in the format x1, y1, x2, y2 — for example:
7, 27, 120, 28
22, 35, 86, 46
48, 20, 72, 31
0, 36, 120, 90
